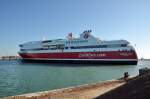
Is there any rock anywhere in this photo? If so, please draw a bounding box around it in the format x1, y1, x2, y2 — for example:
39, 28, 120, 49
139, 67, 150, 76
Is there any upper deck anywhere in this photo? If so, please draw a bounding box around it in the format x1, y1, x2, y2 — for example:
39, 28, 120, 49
19, 30, 134, 53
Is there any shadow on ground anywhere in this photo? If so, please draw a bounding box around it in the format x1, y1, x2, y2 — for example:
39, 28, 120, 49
95, 73, 150, 99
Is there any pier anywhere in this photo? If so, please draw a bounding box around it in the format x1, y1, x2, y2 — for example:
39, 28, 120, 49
0, 56, 20, 60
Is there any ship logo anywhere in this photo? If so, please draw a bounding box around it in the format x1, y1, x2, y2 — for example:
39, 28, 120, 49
84, 33, 89, 39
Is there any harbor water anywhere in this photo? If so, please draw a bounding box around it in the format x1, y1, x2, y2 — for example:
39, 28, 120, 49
0, 60, 150, 98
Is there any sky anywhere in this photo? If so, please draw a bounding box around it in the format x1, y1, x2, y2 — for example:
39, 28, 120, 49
0, 0, 149, 59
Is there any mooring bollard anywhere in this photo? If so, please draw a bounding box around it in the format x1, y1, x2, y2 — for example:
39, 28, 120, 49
124, 72, 129, 82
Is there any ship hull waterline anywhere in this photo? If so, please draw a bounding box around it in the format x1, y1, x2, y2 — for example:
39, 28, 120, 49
21, 58, 137, 65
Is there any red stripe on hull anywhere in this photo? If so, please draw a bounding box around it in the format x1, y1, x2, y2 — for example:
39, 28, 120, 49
19, 51, 138, 60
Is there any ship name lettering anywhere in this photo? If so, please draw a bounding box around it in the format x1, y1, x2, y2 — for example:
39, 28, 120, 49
79, 53, 106, 58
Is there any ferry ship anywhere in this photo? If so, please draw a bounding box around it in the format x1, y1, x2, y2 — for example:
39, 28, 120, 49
18, 30, 138, 64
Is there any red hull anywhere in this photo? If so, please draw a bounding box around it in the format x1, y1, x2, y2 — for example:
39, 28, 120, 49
19, 51, 138, 65
19, 51, 137, 60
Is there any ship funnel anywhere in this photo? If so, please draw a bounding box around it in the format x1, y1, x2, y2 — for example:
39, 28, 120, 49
80, 30, 93, 39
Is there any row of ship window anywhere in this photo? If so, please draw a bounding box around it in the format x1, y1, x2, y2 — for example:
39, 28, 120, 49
41, 40, 88, 44
65, 40, 88, 44
20, 44, 127, 51
69, 44, 126, 49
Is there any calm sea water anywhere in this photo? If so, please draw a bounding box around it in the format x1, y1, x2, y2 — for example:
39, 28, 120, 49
0, 60, 150, 98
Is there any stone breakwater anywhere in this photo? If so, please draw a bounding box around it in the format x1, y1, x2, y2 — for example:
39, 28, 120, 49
3, 80, 125, 99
